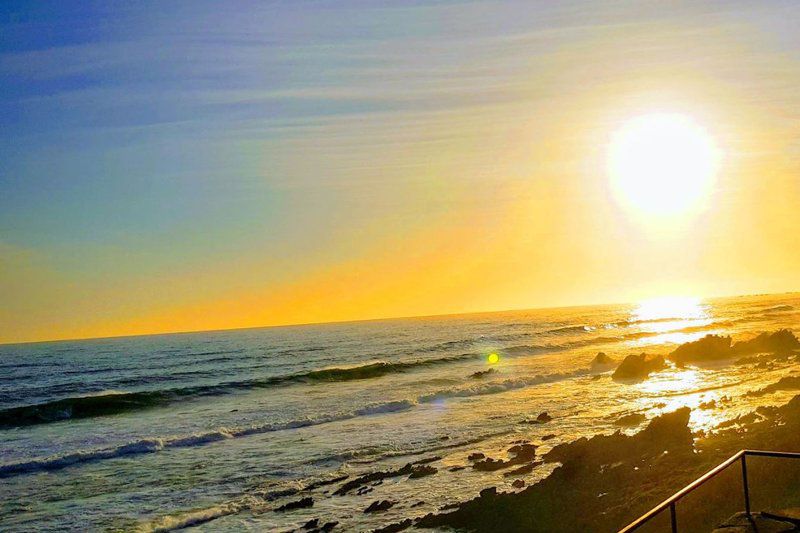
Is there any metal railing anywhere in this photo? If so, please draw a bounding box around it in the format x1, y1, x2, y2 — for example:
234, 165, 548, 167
619, 449, 800, 532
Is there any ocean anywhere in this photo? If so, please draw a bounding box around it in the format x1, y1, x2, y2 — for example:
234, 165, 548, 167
2, 293, 800, 531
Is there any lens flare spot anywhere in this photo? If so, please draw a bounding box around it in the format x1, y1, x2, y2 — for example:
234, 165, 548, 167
487, 352, 500, 364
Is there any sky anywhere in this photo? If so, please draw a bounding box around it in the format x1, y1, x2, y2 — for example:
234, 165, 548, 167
2, 1, 800, 343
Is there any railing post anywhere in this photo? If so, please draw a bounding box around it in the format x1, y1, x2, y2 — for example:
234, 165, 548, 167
669, 502, 677, 533
741, 454, 751, 517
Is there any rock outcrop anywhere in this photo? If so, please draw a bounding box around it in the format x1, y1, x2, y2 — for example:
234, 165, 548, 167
669, 334, 732, 365
590, 352, 617, 372
670, 330, 800, 366
612, 353, 665, 380
732, 329, 800, 355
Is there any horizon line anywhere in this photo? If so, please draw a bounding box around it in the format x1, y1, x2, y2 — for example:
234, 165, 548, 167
2, 289, 797, 348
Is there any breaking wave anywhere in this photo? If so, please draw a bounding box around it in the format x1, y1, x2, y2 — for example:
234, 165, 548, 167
0, 400, 412, 478
0, 368, 587, 478
0, 355, 476, 428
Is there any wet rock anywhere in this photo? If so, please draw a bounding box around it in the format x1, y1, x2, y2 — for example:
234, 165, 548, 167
670, 334, 733, 365
614, 413, 646, 426
732, 329, 800, 355
333, 461, 427, 495
512, 479, 525, 488
713, 511, 798, 533
408, 464, 438, 478
372, 519, 412, 533
475, 444, 537, 472
699, 399, 717, 409
473, 457, 507, 471
412, 456, 441, 465
365, 500, 395, 513
303, 475, 349, 491
508, 443, 537, 460
417, 408, 695, 532
747, 376, 800, 397
612, 353, 665, 380
264, 487, 300, 501
275, 497, 314, 512
479, 487, 497, 498
503, 460, 543, 477
590, 352, 617, 371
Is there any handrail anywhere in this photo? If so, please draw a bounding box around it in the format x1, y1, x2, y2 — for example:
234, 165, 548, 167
618, 449, 800, 532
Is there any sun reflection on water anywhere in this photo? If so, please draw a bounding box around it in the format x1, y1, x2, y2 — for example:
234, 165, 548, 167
632, 296, 708, 322
634, 367, 729, 431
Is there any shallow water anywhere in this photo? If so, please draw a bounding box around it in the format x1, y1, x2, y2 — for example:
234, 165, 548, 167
1, 293, 799, 531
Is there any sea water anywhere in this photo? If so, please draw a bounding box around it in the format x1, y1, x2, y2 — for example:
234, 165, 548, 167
2, 293, 799, 531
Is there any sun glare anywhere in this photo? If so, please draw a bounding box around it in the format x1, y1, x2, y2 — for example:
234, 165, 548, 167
632, 296, 707, 322
609, 113, 721, 217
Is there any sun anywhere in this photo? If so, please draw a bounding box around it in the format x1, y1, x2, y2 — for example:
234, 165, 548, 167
608, 113, 721, 217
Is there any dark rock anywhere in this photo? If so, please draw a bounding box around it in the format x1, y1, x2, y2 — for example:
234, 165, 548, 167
479, 487, 497, 498
318, 522, 338, 532
417, 408, 695, 532
503, 460, 543, 477
671, 330, 800, 367
372, 519, 412, 533
467, 452, 486, 461
303, 474, 349, 491
512, 479, 525, 488
275, 497, 314, 512
408, 464, 438, 478
670, 334, 733, 365
613, 413, 646, 426
470, 368, 497, 379
747, 376, 800, 397
590, 352, 617, 371
265, 488, 300, 501
508, 443, 537, 460
334, 462, 421, 495
365, 500, 395, 513
536, 412, 553, 423
699, 399, 717, 410
541, 434, 556, 441
732, 329, 800, 355
475, 443, 537, 472
473, 457, 507, 471
448, 465, 466, 472
612, 353, 665, 380
412, 456, 441, 465
303, 518, 319, 529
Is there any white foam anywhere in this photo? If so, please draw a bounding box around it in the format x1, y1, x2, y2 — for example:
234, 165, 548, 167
418, 370, 588, 403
